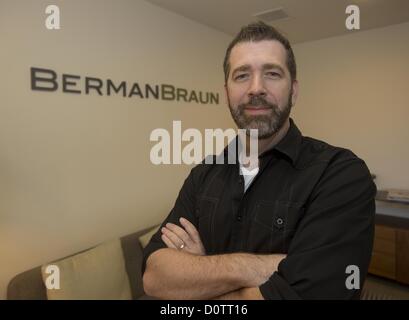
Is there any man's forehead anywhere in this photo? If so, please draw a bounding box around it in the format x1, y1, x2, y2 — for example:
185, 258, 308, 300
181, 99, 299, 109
229, 40, 287, 68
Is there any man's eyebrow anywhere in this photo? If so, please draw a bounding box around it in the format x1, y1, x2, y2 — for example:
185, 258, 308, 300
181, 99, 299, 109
231, 64, 251, 76
231, 63, 286, 77
262, 63, 285, 74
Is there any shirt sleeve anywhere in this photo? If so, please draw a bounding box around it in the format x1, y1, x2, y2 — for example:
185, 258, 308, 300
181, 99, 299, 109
259, 157, 377, 300
141, 167, 199, 275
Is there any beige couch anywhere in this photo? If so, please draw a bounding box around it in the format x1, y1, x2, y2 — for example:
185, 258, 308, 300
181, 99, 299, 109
7, 226, 157, 300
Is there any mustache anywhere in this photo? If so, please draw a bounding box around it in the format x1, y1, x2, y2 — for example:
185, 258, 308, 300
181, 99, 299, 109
239, 95, 275, 109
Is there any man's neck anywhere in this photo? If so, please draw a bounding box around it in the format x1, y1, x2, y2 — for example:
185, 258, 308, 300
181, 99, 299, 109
238, 117, 290, 168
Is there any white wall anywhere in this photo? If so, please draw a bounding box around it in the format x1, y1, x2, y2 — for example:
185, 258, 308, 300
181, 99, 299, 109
292, 22, 409, 190
0, 0, 233, 299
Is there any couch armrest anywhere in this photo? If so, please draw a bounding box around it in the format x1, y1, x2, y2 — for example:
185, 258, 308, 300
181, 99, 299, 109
120, 225, 159, 300
7, 267, 47, 300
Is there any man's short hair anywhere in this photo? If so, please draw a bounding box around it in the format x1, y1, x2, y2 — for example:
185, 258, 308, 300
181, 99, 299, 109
223, 21, 297, 84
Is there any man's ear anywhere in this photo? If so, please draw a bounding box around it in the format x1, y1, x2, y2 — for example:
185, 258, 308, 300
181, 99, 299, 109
224, 83, 229, 106
291, 80, 299, 107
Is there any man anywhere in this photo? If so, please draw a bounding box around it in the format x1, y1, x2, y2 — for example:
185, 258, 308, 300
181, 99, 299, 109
142, 21, 376, 300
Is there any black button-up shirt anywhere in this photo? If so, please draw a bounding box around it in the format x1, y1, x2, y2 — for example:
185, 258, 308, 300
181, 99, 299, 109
142, 118, 376, 299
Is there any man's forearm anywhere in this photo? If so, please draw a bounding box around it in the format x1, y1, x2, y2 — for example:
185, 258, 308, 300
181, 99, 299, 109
143, 248, 284, 299
213, 253, 287, 300
213, 287, 264, 300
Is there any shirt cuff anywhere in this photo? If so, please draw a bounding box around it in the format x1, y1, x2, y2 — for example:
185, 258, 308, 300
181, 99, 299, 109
259, 272, 302, 300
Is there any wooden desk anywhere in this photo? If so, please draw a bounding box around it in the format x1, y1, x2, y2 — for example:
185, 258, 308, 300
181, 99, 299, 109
368, 201, 409, 285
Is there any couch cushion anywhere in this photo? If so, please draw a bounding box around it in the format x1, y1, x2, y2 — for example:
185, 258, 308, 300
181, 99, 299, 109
41, 239, 132, 300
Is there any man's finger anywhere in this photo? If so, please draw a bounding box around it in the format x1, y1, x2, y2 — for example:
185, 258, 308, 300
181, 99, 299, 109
161, 227, 185, 248
161, 234, 177, 249
165, 223, 193, 246
179, 217, 202, 244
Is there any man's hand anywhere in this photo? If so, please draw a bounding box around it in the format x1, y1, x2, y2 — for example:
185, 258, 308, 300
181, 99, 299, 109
161, 217, 206, 256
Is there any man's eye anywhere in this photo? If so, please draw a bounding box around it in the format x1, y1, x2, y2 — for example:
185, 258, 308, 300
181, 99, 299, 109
235, 74, 248, 80
266, 72, 281, 78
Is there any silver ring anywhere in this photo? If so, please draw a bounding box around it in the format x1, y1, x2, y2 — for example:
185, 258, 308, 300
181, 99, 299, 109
179, 243, 185, 250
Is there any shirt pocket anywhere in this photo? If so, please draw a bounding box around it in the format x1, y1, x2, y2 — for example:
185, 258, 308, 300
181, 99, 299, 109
195, 197, 218, 254
247, 200, 304, 253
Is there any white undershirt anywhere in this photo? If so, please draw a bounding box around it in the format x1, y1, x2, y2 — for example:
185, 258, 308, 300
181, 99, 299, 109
239, 155, 259, 192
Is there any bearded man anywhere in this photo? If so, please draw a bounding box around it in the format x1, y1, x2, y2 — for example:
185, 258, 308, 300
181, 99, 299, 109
142, 21, 376, 300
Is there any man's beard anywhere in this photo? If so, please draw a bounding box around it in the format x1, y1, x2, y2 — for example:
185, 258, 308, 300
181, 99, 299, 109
228, 90, 293, 139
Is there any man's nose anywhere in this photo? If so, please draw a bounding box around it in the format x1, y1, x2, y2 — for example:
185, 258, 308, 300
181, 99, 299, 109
248, 75, 266, 97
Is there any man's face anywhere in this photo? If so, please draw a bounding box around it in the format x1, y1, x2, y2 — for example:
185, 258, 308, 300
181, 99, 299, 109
225, 40, 298, 139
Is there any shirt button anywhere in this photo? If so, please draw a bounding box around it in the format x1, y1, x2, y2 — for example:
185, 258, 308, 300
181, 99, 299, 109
237, 215, 242, 222
276, 218, 284, 225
